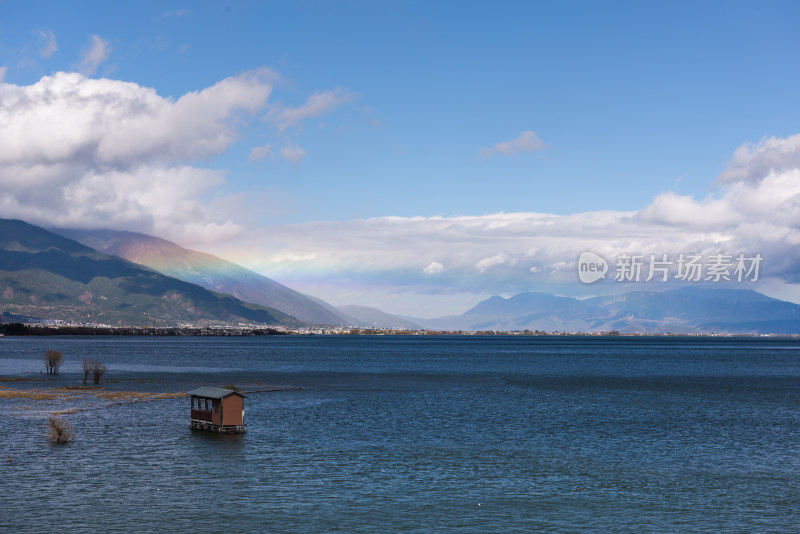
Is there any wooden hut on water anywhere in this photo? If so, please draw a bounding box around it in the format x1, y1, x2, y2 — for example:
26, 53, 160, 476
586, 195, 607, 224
187, 387, 246, 434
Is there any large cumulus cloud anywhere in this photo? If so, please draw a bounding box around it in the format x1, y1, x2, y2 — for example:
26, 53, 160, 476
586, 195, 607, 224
0, 69, 274, 242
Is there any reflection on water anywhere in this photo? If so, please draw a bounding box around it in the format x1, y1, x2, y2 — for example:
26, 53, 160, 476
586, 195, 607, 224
2, 335, 800, 532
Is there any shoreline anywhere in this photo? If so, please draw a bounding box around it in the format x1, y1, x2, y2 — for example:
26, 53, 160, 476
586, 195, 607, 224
1, 323, 799, 338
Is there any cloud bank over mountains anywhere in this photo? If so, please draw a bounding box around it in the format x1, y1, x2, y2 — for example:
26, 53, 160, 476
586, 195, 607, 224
216, 135, 800, 314
1, 67, 799, 314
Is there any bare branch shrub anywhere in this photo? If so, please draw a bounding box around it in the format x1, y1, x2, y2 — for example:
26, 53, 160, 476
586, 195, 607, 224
43, 349, 63, 375
82, 359, 107, 384
92, 361, 107, 384
48, 416, 74, 444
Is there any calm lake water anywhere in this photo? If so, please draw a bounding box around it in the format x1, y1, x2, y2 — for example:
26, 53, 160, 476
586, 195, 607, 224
1, 335, 799, 532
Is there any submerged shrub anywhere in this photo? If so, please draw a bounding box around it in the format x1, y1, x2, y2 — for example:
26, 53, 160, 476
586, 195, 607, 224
82, 359, 107, 385
43, 350, 63, 375
48, 416, 74, 444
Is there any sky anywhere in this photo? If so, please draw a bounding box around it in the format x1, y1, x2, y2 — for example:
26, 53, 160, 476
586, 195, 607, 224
1, 0, 800, 317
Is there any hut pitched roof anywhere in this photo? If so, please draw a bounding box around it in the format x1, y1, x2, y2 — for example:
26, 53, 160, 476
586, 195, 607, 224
187, 387, 246, 399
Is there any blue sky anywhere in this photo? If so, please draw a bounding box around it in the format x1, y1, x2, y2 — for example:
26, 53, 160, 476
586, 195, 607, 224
2, 1, 800, 316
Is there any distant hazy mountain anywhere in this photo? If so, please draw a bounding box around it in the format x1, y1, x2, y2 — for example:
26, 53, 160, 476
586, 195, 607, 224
303, 294, 356, 323
413, 288, 800, 334
299, 294, 423, 329
57, 228, 352, 326
336, 305, 422, 330
0, 219, 296, 327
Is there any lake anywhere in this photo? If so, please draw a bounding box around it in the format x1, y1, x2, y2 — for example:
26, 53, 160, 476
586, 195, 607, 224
1, 335, 799, 532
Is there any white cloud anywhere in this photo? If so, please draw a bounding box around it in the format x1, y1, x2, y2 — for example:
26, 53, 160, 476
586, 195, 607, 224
79, 35, 111, 75
424, 261, 444, 275
271, 87, 355, 132
476, 254, 508, 272
718, 133, 800, 185
0, 70, 274, 244
479, 130, 545, 158
249, 143, 273, 161
636, 192, 739, 228
60, 165, 244, 241
33, 28, 58, 58
639, 168, 800, 232
0, 66, 6, 84
280, 143, 306, 166
0, 70, 272, 168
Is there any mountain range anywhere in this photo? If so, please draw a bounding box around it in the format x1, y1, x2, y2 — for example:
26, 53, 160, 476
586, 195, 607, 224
2, 217, 800, 334
0, 219, 295, 327
411, 288, 800, 334
56, 228, 355, 326
336, 305, 422, 330
55, 228, 424, 329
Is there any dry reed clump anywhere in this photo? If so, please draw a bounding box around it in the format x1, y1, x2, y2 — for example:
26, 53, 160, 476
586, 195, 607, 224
4, 388, 186, 431
1, 385, 184, 403
3, 385, 185, 425
0, 386, 59, 400
96, 391, 184, 402
47, 416, 74, 444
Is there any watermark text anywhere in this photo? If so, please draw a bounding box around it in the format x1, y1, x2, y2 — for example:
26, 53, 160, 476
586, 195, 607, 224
578, 252, 762, 284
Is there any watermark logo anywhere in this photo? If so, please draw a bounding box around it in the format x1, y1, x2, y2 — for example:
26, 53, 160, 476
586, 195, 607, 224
577, 251, 608, 284
578, 251, 763, 284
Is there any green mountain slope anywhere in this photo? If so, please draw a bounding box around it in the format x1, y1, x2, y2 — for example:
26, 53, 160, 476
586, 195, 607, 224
57, 228, 353, 326
0, 219, 298, 327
